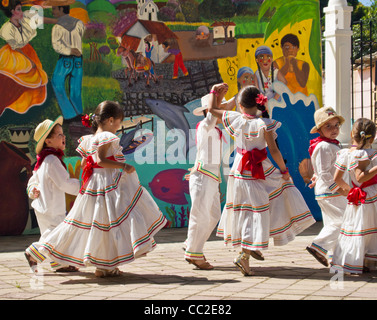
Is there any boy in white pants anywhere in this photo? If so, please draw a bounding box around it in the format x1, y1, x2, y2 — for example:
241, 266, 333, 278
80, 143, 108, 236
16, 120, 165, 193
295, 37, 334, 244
306, 107, 348, 267
25, 116, 80, 273
184, 88, 227, 270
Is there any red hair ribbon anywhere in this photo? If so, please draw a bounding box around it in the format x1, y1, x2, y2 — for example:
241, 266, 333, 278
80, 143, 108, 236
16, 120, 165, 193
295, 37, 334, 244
81, 113, 94, 128
256, 93, 268, 106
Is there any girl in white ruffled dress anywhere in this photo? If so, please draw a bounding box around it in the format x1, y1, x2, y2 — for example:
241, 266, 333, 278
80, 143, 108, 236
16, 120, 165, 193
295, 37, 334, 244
332, 118, 377, 274
209, 83, 315, 276
40, 101, 167, 277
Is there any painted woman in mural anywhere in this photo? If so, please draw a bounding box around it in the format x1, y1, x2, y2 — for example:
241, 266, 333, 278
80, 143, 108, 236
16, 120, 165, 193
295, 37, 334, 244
144, 34, 155, 75
254, 45, 280, 101
0, 0, 48, 116
274, 33, 310, 96
220, 66, 255, 112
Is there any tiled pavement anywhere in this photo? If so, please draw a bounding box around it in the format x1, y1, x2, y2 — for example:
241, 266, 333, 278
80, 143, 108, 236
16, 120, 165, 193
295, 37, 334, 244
0, 222, 376, 302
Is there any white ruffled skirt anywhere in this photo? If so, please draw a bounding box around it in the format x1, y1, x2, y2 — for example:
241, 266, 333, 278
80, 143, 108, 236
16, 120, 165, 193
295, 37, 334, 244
331, 185, 377, 274
40, 169, 166, 270
217, 157, 315, 250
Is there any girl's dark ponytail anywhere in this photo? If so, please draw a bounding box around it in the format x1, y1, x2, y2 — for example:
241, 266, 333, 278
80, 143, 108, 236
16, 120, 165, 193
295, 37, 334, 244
82, 101, 124, 132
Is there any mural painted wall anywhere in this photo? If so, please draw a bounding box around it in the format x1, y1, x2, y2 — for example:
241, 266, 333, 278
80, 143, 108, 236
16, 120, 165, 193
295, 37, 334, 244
0, 0, 322, 236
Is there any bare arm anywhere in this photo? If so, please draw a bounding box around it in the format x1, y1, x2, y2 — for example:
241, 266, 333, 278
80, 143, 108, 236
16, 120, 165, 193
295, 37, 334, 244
207, 83, 229, 120
81, 157, 87, 170
334, 169, 351, 196
292, 59, 310, 88
264, 130, 289, 180
43, 17, 58, 24
97, 143, 135, 173
354, 160, 377, 184
219, 96, 236, 111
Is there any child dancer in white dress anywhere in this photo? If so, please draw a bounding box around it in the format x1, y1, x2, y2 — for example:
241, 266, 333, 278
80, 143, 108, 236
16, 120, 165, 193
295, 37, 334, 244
39, 101, 167, 277
332, 118, 377, 274
184, 92, 226, 270
306, 107, 348, 267
209, 83, 315, 276
25, 116, 81, 273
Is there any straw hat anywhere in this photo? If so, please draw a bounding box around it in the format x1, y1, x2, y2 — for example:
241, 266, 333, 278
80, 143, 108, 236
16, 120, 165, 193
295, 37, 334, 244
34, 116, 63, 154
310, 107, 345, 134
193, 94, 211, 116
193, 94, 227, 116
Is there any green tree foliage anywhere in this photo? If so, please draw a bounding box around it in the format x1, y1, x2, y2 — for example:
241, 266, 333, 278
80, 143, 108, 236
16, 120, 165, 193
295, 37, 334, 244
351, 0, 377, 59
180, 0, 200, 22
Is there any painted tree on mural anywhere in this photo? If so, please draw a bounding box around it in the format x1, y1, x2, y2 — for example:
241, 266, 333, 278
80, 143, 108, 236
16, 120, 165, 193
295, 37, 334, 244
180, 0, 200, 22
84, 22, 107, 61
258, 0, 322, 75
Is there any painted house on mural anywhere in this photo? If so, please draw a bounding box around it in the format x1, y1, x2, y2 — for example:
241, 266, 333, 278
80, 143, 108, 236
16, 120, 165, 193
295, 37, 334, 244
137, 0, 159, 21
117, 18, 177, 62
211, 21, 236, 45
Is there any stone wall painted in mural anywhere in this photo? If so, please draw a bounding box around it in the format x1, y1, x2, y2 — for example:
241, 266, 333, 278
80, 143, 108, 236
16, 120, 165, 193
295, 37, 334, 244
0, 0, 322, 235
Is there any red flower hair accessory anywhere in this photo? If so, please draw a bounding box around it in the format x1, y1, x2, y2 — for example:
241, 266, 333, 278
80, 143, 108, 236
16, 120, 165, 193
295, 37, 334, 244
256, 93, 268, 106
81, 113, 95, 128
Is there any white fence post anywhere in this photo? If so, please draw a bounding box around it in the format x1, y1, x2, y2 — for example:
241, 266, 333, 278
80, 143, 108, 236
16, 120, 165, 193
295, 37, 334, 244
323, 0, 353, 145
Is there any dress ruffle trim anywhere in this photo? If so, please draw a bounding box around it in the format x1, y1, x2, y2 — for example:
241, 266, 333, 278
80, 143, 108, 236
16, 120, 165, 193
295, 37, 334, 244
222, 111, 281, 140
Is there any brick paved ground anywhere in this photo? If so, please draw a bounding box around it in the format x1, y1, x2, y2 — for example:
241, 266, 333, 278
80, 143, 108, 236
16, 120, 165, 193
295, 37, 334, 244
0, 222, 376, 303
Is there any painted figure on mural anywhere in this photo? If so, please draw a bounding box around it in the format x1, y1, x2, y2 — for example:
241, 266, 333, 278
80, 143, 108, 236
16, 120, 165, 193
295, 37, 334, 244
162, 38, 189, 80
51, 2, 85, 121
117, 43, 159, 87
0, 0, 50, 116
144, 34, 155, 75
254, 45, 280, 101
220, 66, 255, 112
274, 33, 310, 96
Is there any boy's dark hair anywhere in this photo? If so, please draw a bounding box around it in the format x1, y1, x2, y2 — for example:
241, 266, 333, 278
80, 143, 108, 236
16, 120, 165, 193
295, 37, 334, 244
92, 101, 124, 132
281, 33, 300, 48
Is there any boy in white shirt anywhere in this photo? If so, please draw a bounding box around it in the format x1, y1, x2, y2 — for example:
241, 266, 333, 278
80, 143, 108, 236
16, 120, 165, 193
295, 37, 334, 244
306, 107, 348, 267
25, 116, 80, 273
184, 89, 227, 270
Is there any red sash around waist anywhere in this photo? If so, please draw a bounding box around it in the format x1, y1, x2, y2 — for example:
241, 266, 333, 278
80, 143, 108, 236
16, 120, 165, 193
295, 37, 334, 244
80, 155, 116, 192
237, 147, 267, 179
347, 175, 377, 206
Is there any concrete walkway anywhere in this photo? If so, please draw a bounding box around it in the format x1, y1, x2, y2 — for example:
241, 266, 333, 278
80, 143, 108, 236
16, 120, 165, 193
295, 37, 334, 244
0, 222, 376, 301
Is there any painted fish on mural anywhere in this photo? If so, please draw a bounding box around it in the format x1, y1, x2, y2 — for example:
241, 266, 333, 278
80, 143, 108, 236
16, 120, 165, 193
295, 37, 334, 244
148, 169, 190, 205
144, 98, 193, 154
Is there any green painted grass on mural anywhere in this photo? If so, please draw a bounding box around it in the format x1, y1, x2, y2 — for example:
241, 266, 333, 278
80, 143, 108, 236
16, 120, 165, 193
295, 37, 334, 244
82, 76, 123, 115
